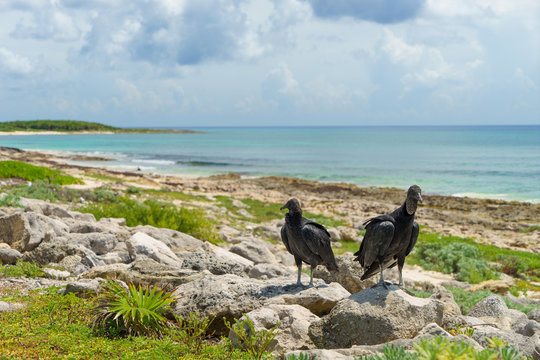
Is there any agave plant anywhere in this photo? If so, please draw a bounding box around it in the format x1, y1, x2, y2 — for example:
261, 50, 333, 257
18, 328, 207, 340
91, 281, 178, 338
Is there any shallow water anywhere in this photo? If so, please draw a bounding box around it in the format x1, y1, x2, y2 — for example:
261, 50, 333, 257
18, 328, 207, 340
1, 126, 539, 202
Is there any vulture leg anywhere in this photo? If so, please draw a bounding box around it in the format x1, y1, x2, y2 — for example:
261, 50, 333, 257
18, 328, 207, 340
376, 262, 389, 289
397, 257, 405, 287
309, 264, 315, 287
295, 256, 303, 286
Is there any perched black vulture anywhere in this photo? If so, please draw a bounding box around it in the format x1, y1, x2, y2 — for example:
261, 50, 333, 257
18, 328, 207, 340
354, 185, 422, 288
280, 198, 338, 286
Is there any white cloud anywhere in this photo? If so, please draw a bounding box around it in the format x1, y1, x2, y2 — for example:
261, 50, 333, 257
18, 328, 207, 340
0, 47, 34, 75
382, 29, 424, 65
515, 68, 538, 91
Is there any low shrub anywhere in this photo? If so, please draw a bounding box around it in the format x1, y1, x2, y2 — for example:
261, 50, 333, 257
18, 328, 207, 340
173, 312, 214, 354
0, 160, 82, 185
413, 242, 498, 284
91, 282, 178, 338
225, 315, 279, 360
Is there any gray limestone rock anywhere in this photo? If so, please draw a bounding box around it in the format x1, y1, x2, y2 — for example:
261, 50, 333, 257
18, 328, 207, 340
0, 248, 22, 265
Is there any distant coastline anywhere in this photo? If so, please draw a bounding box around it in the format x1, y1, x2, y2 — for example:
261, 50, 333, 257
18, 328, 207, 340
0, 120, 201, 135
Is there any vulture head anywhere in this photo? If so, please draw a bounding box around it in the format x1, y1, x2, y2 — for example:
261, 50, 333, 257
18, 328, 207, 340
406, 185, 422, 215
280, 198, 302, 216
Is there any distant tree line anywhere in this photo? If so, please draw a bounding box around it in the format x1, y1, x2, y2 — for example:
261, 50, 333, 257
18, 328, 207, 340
0, 120, 118, 132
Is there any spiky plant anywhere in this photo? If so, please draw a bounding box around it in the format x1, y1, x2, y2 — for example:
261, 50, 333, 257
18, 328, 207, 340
91, 281, 178, 338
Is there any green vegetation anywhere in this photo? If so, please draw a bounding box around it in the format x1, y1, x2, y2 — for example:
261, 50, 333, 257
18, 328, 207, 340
520, 225, 539, 233
0, 286, 252, 360
0, 160, 82, 185
355, 335, 526, 360
224, 315, 279, 360
78, 197, 220, 244
333, 240, 360, 255
91, 282, 178, 338
408, 231, 540, 281
0, 120, 198, 134
412, 242, 498, 284
0, 261, 45, 278
174, 312, 214, 355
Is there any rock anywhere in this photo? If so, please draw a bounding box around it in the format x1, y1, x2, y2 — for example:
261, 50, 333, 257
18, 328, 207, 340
173, 274, 328, 335
218, 225, 242, 241
442, 314, 488, 330
308, 285, 444, 348
429, 286, 461, 315
126, 232, 181, 267
58, 255, 85, 273
248, 263, 293, 279
82, 258, 205, 287
98, 252, 129, 265
253, 224, 281, 242
230, 304, 319, 354
529, 309, 540, 323
466, 280, 512, 294
0, 301, 25, 312
0, 248, 22, 265
69, 233, 118, 256
20, 198, 73, 218
229, 238, 276, 264
0, 243, 10, 250
237, 209, 254, 218
514, 319, 540, 337
270, 282, 351, 316
467, 294, 508, 317
132, 225, 203, 251
471, 325, 539, 359
62, 279, 101, 297
416, 322, 451, 337
231, 199, 248, 208
313, 255, 373, 294
176, 242, 253, 276
275, 250, 296, 267
69, 212, 96, 222
0, 212, 50, 252
43, 267, 71, 280
327, 228, 341, 242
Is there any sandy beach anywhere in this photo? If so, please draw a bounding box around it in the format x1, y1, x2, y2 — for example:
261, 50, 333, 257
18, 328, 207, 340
1, 146, 538, 254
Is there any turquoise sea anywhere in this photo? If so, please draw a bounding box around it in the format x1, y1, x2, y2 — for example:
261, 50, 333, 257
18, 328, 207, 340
1, 126, 539, 203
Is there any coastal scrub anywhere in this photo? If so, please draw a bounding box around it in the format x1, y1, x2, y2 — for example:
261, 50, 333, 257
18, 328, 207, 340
0, 160, 82, 185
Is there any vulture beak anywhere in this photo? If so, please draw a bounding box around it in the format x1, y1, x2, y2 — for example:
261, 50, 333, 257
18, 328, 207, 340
280, 203, 288, 211
416, 193, 423, 202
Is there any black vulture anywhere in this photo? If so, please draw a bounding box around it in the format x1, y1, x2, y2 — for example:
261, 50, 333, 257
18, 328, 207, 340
280, 198, 338, 286
354, 185, 422, 288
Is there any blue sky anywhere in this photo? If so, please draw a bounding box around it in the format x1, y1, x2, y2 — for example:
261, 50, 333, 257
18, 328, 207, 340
0, 0, 539, 127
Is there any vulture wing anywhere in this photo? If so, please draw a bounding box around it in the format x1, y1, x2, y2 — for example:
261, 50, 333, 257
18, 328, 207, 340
354, 218, 395, 268
280, 225, 293, 254
301, 222, 332, 258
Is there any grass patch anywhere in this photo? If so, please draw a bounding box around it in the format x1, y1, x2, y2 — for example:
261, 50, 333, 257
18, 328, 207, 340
520, 225, 540, 233
0, 261, 45, 278
333, 241, 360, 255
215, 196, 345, 227
0, 287, 251, 360
85, 172, 124, 183
78, 197, 220, 244
139, 188, 209, 202
0, 160, 82, 185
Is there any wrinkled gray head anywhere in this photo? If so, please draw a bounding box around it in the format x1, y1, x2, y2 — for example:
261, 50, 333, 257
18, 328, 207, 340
280, 198, 302, 215
406, 185, 422, 215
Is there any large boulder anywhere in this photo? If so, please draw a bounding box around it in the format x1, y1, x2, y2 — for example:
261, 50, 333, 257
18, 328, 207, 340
308, 285, 444, 348
313, 255, 374, 293
471, 326, 540, 359
69, 233, 118, 255
126, 232, 181, 267
229, 304, 319, 354
0, 212, 54, 252
173, 274, 331, 335
467, 294, 508, 317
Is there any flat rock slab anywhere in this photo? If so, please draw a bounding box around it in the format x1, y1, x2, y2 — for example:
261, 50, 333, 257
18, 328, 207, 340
0, 301, 25, 312
309, 285, 444, 348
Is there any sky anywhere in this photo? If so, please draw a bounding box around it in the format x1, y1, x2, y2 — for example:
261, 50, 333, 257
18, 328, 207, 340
0, 0, 539, 127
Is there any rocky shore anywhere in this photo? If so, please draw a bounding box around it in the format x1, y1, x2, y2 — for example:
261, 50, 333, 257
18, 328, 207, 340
1, 146, 539, 359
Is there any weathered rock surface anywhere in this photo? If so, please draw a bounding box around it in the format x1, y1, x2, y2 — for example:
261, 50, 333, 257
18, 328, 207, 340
313, 255, 373, 293
126, 232, 181, 266
173, 274, 332, 335
467, 295, 508, 317
229, 238, 276, 264
230, 304, 319, 354
269, 282, 351, 316
471, 326, 539, 359
248, 263, 293, 279
308, 285, 444, 348
429, 286, 461, 316
0, 301, 25, 312
176, 242, 253, 276
132, 225, 203, 252
0, 248, 22, 265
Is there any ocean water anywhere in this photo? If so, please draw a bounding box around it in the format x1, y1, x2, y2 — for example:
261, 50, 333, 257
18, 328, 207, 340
1, 126, 539, 203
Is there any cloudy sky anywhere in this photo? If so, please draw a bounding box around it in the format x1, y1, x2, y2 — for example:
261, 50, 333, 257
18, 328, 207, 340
0, 0, 539, 127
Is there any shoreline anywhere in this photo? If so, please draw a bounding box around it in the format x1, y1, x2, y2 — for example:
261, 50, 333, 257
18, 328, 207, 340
1, 146, 539, 253
0, 129, 201, 136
